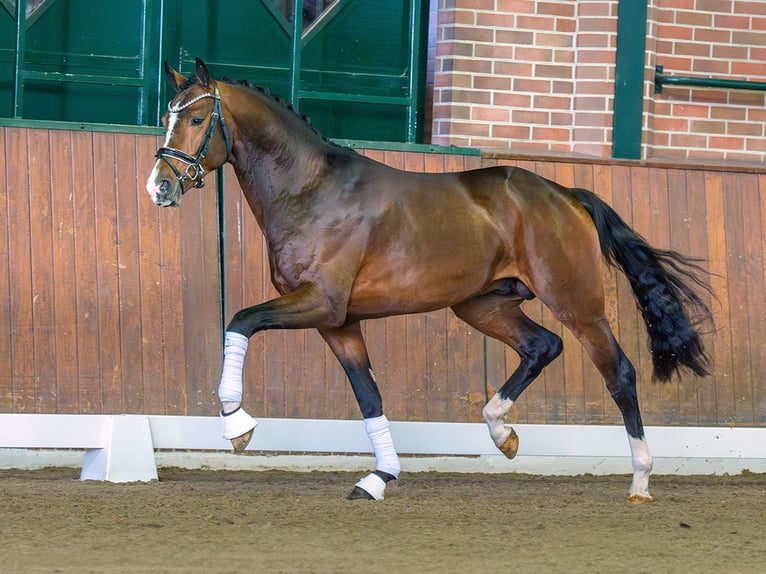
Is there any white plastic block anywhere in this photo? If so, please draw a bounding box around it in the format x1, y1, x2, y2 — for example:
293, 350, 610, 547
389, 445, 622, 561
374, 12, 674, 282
80, 415, 158, 482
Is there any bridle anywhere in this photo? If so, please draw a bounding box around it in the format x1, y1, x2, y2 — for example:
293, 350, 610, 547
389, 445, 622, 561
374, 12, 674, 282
155, 83, 231, 190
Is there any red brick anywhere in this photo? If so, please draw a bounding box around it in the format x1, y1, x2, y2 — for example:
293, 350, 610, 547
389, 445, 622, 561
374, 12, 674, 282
454, 26, 493, 42
532, 126, 571, 141
512, 109, 549, 124
493, 92, 532, 108
670, 133, 708, 147
517, 15, 557, 31
746, 137, 766, 152
513, 77, 551, 93
676, 11, 713, 27
495, 0, 535, 15
457, 0, 495, 10
535, 64, 572, 79
473, 75, 512, 91
492, 124, 531, 139
657, 24, 693, 40
576, 50, 615, 65
692, 60, 730, 75
694, 28, 732, 44
727, 122, 762, 136
696, 0, 733, 11
514, 46, 553, 62
556, 18, 577, 33
494, 61, 534, 77
495, 30, 535, 45
472, 106, 511, 122
574, 96, 609, 111
671, 103, 710, 118
715, 14, 751, 29
713, 45, 749, 61
537, 2, 575, 17
690, 120, 726, 134
675, 42, 711, 57
731, 61, 766, 77
708, 136, 745, 150
446, 120, 490, 137
474, 44, 515, 60
576, 2, 612, 17
550, 112, 573, 125
533, 94, 571, 110
711, 107, 746, 120
534, 32, 574, 48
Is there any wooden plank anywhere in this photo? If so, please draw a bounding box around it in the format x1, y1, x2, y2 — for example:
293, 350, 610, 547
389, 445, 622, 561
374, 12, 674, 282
0, 129, 12, 411
739, 173, 764, 426
48, 129, 80, 413
666, 168, 699, 425
92, 132, 123, 413
704, 171, 734, 425
114, 133, 144, 413
27, 129, 56, 413
722, 173, 752, 425
724, 174, 764, 426
757, 173, 766, 425
70, 131, 102, 414
683, 170, 714, 425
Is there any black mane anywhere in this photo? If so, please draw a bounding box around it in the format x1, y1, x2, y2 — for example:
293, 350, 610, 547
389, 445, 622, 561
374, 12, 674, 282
177, 76, 350, 151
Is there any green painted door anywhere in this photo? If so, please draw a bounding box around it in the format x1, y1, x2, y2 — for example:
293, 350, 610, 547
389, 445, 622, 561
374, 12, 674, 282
1, 0, 427, 143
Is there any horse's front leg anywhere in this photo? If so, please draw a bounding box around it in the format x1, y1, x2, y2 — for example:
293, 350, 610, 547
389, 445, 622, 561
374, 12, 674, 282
218, 283, 344, 452
320, 323, 400, 501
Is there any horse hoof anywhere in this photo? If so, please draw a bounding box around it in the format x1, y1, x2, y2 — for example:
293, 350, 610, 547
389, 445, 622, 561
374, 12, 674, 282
230, 428, 254, 453
627, 493, 653, 506
498, 427, 519, 459
347, 486, 375, 500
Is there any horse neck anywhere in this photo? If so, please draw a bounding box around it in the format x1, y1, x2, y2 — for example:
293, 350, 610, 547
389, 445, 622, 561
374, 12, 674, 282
224, 90, 329, 228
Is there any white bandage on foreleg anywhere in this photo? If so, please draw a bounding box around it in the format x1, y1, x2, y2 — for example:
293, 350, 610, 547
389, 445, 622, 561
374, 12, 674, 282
364, 415, 400, 478
218, 331, 249, 403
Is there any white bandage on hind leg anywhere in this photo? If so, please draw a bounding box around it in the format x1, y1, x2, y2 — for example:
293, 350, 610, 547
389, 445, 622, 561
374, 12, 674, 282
218, 331, 249, 406
364, 415, 400, 478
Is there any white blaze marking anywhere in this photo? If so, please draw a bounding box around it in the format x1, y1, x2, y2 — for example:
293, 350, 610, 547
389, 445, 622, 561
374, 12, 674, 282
145, 112, 180, 203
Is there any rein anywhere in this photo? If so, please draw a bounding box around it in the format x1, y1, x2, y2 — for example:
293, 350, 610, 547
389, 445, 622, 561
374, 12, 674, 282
155, 83, 231, 190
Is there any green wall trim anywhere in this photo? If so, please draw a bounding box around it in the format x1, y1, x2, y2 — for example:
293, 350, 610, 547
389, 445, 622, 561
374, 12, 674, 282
0, 117, 164, 134
612, 0, 648, 160
0, 119, 480, 157
336, 139, 481, 156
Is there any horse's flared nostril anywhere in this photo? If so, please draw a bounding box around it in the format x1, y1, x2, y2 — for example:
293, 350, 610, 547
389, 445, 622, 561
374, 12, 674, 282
153, 179, 179, 207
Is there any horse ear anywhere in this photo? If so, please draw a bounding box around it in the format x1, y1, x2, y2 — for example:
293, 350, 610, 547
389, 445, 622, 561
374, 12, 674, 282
164, 61, 187, 92
195, 57, 211, 90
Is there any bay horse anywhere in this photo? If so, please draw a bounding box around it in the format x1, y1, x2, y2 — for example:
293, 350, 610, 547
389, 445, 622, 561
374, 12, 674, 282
146, 59, 713, 504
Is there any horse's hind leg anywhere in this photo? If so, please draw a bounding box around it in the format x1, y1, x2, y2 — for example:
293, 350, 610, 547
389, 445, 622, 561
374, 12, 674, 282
452, 295, 563, 458
320, 322, 400, 501
558, 315, 652, 505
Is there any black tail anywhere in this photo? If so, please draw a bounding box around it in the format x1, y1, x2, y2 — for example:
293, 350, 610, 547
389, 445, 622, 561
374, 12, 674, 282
569, 187, 714, 381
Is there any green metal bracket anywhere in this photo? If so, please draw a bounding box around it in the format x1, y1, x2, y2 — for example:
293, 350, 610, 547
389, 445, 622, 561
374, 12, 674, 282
655, 65, 766, 93
612, 0, 648, 160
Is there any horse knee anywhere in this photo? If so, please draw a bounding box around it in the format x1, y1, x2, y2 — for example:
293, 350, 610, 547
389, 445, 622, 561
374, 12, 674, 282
522, 330, 562, 370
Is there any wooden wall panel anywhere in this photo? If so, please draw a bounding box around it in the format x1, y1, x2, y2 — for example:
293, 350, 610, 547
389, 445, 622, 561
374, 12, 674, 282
1, 126, 763, 430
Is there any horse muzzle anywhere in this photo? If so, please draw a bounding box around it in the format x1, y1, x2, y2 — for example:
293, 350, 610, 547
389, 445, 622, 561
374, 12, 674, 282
146, 172, 182, 207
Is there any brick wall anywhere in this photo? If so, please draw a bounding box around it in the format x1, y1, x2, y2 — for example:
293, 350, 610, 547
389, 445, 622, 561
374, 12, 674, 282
431, 0, 766, 162
646, 0, 766, 162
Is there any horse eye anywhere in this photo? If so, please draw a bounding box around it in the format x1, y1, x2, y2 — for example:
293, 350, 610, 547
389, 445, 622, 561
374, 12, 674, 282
190, 117, 204, 126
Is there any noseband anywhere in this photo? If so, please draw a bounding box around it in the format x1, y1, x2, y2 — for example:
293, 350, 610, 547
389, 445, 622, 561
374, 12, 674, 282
155, 84, 231, 190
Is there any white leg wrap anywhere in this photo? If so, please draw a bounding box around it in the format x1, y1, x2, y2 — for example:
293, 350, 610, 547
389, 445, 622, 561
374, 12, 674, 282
354, 473, 387, 501
364, 415, 400, 478
628, 436, 653, 500
218, 331, 248, 404
221, 406, 258, 440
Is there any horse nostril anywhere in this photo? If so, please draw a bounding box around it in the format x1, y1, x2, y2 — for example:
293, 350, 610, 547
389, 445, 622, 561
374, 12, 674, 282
159, 179, 173, 196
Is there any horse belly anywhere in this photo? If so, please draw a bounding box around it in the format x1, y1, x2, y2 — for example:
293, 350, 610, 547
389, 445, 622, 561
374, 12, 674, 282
346, 245, 500, 319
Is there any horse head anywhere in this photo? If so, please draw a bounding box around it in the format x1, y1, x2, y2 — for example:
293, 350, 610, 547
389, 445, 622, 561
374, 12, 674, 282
146, 58, 231, 207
